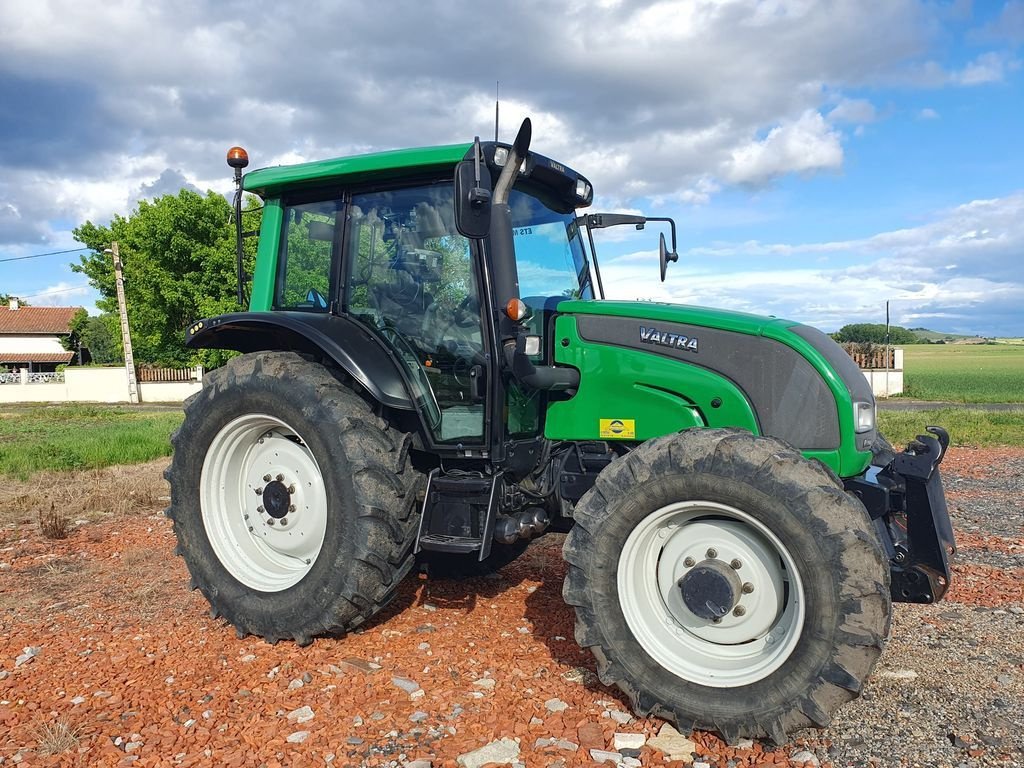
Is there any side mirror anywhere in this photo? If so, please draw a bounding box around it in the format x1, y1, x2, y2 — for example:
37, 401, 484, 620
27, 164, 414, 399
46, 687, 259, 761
454, 139, 492, 239
659, 233, 678, 282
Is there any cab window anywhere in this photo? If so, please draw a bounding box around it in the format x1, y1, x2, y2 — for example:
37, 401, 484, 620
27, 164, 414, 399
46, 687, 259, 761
276, 198, 340, 311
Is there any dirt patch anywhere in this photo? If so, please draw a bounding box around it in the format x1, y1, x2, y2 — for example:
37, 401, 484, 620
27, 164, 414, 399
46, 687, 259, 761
0, 459, 168, 532
0, 450, 1022, 766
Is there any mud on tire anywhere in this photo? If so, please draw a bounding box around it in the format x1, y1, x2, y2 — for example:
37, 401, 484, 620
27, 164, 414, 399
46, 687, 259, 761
165, 351, 423, 645
563, 428, 890, 743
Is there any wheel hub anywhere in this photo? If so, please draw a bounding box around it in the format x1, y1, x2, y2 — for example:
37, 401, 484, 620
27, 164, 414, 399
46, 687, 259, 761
617, 502, 805, 687
678, 559, 741, 620
262, 480, 291, 519
200, 414, 328, 592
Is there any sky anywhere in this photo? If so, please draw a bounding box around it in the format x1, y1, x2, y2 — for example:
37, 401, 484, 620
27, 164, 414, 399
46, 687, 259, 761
0, 0, 1021, 336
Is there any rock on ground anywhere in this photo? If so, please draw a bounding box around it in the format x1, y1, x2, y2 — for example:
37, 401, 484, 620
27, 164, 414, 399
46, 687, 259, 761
456, 737, 520, 768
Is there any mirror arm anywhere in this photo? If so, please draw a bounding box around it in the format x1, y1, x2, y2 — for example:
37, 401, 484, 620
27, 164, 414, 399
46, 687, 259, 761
644, 216, 678, 253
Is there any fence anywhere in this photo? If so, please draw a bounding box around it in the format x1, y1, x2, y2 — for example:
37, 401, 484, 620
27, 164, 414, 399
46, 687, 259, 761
0, 370, 65, 385
841, 345, 896, 371
841, 344, 904, 397
136, 366, 202, 383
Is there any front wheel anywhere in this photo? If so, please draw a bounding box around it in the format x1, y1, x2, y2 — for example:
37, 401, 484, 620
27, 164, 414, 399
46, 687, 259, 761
563, 429, 890, 743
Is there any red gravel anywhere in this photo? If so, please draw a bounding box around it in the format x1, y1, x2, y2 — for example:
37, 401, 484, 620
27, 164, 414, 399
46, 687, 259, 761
1, 447, 1020, 767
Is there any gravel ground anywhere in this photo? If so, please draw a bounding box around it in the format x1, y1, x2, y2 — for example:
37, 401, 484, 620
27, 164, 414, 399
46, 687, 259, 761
0, 447, 1021, 767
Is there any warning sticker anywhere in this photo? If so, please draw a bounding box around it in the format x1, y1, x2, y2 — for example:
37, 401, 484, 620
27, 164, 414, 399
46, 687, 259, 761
599, 418, 636, 439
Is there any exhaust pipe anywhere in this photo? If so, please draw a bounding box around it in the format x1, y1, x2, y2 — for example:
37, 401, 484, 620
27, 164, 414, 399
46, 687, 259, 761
493, 507, 550, 545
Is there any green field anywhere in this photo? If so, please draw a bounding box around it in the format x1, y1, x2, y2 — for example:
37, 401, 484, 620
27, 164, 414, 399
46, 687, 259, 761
900, 344, 1024, 403
0, 405, 183, 479
878, 407, 1024, 449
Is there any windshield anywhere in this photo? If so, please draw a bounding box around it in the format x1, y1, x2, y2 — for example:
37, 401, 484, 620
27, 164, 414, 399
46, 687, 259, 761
508, 188, 595, 310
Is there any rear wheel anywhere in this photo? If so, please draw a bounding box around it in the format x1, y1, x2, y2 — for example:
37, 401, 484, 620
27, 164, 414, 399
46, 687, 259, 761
165, 351, 423, 645
563, 428, 890, 743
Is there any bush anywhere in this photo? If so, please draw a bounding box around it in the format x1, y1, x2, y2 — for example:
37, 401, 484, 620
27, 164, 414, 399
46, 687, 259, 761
38, 504, 73, 539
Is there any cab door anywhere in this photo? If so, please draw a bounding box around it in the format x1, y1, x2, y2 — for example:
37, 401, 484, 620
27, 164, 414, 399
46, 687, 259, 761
343, 181, 488, 446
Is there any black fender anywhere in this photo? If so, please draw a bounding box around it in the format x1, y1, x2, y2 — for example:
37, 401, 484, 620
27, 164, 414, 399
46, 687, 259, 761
186, 312, 415, 411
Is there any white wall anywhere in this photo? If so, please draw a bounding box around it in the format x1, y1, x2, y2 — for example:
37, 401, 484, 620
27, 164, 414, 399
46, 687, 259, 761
0, 367, 201, 404
864, 370, 905, 398
0, 335, 67, 353
138, 381, 202, 402
861, 347, 904, 397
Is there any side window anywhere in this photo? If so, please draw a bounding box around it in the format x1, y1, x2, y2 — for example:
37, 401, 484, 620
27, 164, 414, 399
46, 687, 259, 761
276, 199, 341, 310
345, 183, 485, 443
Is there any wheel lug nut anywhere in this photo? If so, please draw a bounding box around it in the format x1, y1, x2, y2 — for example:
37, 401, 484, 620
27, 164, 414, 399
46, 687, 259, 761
257, 506, 264, 513
742, 582, 754, 594
706, 548, 717, 559
255, 487, 263, 495
288, 485, 296, 494
288, 504, 296, 513
276, 474, 284, 482
263, 474, 272, 482
683, 557, 695, 568
730, 559, 742, 570
267, 519, 275, 526
280, 517, 288, 526
733, 605, 746, 617
247, 526, 254, 532
243, 514, 249, 520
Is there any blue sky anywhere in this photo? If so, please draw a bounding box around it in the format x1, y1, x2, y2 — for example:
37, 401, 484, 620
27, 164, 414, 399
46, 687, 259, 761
1, 0, 1022, 335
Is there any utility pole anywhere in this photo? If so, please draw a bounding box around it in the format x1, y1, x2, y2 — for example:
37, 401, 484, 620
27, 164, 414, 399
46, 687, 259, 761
885, 300, 891, 398
107, 242, 140, 404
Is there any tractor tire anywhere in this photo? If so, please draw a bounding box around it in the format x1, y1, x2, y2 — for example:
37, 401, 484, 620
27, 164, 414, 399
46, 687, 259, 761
563, 428, 890, 744
419, 539, 531, 580
165, 351, 423, 645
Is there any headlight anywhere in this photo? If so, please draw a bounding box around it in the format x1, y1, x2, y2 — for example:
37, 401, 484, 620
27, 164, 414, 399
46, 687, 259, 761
854, 401, 875, 434
493, 147, 509, 166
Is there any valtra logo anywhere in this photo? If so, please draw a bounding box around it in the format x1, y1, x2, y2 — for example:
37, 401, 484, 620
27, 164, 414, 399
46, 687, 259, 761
639, 325, 699, 352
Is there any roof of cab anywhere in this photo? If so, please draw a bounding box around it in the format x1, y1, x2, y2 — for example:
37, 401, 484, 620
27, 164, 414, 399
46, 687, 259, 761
242, 143, 473, 196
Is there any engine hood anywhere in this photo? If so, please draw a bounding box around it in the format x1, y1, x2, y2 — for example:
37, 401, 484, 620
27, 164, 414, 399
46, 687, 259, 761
555, 299, 797, 337
554, 298, 877, 474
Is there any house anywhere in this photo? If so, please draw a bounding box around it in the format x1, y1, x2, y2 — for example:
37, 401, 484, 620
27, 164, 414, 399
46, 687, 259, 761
0, 297, 83, 372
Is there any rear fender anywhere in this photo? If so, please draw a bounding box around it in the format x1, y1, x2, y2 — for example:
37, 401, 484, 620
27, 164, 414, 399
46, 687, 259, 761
186, 312, 415, 411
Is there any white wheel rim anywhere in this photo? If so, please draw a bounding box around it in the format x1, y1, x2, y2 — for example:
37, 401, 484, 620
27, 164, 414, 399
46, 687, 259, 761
618, 500, 805, 687
200, 413, 328, 592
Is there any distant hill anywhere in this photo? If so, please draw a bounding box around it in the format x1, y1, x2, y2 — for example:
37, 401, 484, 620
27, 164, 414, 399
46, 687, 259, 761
908, 327, 990, 344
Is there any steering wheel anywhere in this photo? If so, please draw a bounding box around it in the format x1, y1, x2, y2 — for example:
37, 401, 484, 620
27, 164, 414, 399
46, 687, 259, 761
451, 296, 480, 328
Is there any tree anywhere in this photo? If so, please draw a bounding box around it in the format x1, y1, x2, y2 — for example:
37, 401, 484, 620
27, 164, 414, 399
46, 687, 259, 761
63, 310, 122, 364
76, 313, 123, 364
0, 294, 29, 306
833, 323, 920, 345
72, 189, 260, 367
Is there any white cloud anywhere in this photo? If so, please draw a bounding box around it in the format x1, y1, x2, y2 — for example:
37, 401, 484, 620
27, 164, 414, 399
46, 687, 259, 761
723, 111, 844, 185
601, 191, 1024, 334
918, 107, 940, 119
949, 51, 1020, 85
828, 98, 878, 124
21, 281, 91, 307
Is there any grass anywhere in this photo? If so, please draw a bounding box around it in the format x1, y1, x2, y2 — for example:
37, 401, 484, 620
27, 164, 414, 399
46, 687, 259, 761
878, 407, 1024, 448
35, 715, 81, 756
0, 404, 183, 479
900, 344, 1024, 403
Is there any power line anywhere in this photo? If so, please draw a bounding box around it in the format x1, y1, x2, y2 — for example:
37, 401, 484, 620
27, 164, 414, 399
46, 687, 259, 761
0, 246, 90, 264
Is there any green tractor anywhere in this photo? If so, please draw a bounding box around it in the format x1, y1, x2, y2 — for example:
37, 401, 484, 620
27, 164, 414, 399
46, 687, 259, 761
167, 119, 955, 742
